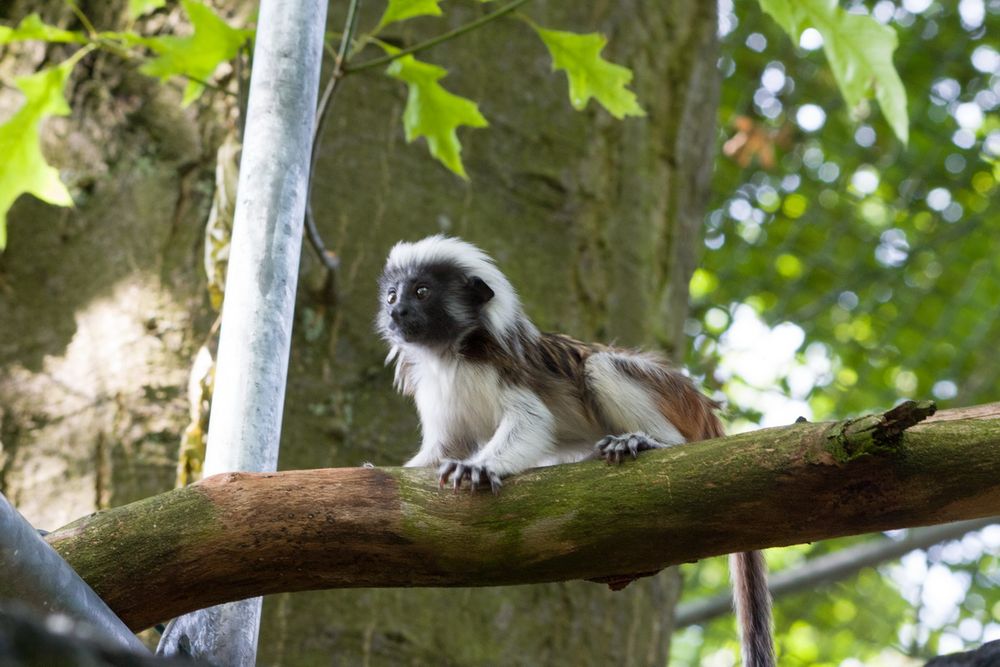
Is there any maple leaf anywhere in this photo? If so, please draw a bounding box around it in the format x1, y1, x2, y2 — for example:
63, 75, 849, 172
0, 59, 77, 249
760, 0, 908, 143
531, 26, 644, 119
376, 0, 443, 31
128, 0, 167, 20
140, 0, 251, 106
385, 54, 489, 179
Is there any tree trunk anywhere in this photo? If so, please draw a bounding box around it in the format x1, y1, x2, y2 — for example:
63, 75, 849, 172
0, 1, 719, 664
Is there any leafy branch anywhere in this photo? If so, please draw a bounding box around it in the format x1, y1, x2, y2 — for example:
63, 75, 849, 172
300, 0, 645, 276
0, 0, 910, 252
345, 0, 532, 74
0, 0, 251, 249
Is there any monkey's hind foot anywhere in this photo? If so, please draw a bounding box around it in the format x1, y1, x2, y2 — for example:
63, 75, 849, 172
438, 459, 503, 494
595, 432, 667, 464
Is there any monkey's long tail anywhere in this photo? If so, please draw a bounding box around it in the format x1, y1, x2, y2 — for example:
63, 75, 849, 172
730, 550, 775, 667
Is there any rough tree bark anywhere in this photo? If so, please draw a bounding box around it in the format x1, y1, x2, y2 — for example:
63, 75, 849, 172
0, 0, 221, 527
1, 1, 718, 664
42, 402, 1000, 632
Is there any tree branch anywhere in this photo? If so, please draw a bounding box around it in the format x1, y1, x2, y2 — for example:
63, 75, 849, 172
345, 0, 532, 74
302, 0, 527, 276
674, 516, 999, 627
45, 402, 1000, 631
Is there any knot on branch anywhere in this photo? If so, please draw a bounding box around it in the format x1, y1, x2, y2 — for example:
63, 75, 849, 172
877, 400, 938, 443
829, 400, 937, 462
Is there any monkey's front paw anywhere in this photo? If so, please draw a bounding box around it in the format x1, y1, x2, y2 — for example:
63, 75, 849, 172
437, 459, 503, 494
595, 432, 666, 464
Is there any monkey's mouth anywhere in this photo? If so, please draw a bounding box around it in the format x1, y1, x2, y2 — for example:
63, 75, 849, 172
389, 319, 424, 343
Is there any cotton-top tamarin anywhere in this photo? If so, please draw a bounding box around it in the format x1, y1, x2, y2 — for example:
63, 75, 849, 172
377, 235, 774, 667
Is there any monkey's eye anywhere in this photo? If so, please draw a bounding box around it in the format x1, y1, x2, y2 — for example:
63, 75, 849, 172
415, 286, 429, 299
386, 290, 397, 305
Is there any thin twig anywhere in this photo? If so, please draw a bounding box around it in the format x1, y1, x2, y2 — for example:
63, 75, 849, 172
303, 0, 362, 274
334, 0, 361, 70
345, 0, 532, 74
174, 73, 239, 97
66, 0, 99, 39
236, 41, 250, 142
93, 36, 135, 59
63, 42, 97, 68
304, 0, 530, 275
323, 40, 340, 61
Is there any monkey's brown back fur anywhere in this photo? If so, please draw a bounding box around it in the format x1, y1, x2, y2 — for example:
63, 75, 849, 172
449, 328, 724, 445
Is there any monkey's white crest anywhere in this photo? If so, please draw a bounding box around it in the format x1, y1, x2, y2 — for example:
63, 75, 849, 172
384, 235, 532, 350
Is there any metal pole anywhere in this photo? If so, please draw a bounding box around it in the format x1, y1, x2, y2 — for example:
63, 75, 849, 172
674, 517, 999, 627
0, 492, 147, 653
157, 0, 328, 663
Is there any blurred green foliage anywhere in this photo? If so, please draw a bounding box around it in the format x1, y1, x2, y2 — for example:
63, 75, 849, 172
689, 0, 999, 423
680, 1, 1000, 664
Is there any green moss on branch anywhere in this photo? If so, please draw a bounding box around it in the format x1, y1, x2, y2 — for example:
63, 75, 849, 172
45, 403, 1000, 631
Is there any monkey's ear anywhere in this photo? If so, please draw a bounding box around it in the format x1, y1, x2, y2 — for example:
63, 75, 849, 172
468, 277, 495, 305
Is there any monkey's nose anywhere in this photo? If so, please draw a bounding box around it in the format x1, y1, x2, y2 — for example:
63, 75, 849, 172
390, 306, 409, 322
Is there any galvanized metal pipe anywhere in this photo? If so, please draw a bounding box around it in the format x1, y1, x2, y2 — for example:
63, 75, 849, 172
157, 0, 329, 663
0, 492, 147, 652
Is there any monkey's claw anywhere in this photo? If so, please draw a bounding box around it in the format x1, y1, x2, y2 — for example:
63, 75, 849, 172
437, 459, 503, 494
595, 432, 666, 464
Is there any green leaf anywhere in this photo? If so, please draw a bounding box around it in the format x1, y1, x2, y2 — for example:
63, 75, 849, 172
0, 59, 77, 250
0, 13, 88, 45
758, 0, 804, 36
140, 0, 252, 106
129, 0, 167, 20
530, 25, 644, 120
385, 53, 489, 179
759, 0, 909, 144
376, 0, 443, 31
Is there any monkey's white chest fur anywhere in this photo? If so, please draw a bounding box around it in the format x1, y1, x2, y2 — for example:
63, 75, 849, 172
411, 353, 505, 456
399, 347, 566, 476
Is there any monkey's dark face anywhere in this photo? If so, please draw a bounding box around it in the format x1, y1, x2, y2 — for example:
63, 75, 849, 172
377, 262, 494, 348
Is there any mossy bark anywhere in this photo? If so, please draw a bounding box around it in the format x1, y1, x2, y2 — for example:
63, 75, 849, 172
45, 404, 1000, 632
